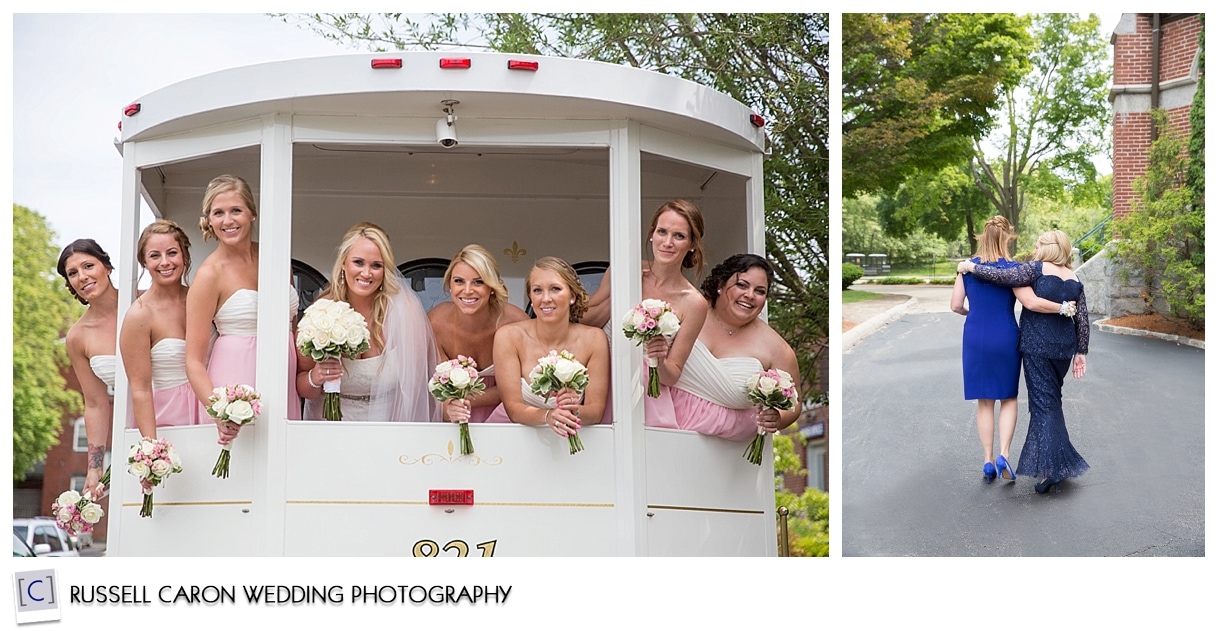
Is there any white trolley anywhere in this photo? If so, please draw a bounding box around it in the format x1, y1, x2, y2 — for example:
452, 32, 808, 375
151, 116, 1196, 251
107, 52, 774, 556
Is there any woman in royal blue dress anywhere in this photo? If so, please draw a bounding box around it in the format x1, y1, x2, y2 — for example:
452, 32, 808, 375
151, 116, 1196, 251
959, 230, 1089, 494
951, 216, 1062, 483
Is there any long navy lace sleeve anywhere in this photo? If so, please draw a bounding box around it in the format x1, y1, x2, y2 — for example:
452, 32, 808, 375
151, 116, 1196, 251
1074, 287, 1090, 355
970, 262, 1035, 287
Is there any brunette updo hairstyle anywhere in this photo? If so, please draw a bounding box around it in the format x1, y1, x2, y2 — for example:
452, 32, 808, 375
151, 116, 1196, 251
57, 239, 113, 305
700, 253, 775, 307
199, 174, 258, 241
137, 219, 193, 281
527, 256, 590, 322
648, 199, 706, 277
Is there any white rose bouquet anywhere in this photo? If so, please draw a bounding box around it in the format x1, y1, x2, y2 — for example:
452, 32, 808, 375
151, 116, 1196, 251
206, 384, 262, 478
51, 489, 105, 536
741, 368, 798, 465
528, 350, 590, 454
296, 298, 372, 421
621, 299, 681, 398
126, 437, 183, 517
428, 355, 487, 455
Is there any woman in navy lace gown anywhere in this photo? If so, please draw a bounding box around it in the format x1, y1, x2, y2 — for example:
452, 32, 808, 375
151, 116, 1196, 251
959, 230, 1090, 494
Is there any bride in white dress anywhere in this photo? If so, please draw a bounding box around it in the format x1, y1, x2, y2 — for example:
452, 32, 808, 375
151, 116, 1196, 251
299, 222, 438, 422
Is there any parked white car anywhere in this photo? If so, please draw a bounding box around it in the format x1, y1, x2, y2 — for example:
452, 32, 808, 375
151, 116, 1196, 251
12, 518, 81, 557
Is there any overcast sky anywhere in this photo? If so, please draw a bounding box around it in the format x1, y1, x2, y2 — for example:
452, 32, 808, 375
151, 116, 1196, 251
11, 12, 1123, 261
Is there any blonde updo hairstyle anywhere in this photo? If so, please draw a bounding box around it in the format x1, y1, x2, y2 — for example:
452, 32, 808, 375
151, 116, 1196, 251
1032, 230, 1074, 269
443, 244, 511, 315
527, 256, 589, 323
137, 219, 193, 283
199, 174, 258, 241
974, 215, 1015, 263
648, 199, 706, 277
322, 222, 401, 350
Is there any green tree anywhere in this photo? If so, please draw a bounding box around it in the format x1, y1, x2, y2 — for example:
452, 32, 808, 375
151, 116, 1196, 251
1112, 110, 1205, 327
969, 13, 1110, 230
281, 12, 830, 402
842, 13, 1032, 198
12, 204, 83, 479
774, 433, 827, 557
876, 162, 987, 253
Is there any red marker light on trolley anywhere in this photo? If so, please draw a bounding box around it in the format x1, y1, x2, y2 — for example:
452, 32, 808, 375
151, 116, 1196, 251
507, 60, 539, 71
371, 58, 403, 69
439, 58, 472, 69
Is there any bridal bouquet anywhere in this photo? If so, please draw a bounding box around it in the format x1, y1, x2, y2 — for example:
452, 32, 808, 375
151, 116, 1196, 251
51, 490, 104, 537
127, 437, 183, 517
206, 384, 261, 478
741, 368, 798, 465
296, 298, 372, 421
428, 355, 487, 455
621, 299, 681, 397
529, 350, 590, 454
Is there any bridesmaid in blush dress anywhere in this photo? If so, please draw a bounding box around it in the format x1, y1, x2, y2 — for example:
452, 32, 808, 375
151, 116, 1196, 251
186, 175, 301, 450
120, 220, 202, 440
581, 200, 709, 428
670, 254, 801, 441
427, 245, 528, 425
487, 257, 609, 436
59, 239, 120, 499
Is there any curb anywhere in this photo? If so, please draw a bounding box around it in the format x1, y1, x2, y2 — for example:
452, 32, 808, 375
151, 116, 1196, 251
1094, 318, 1205, 349
843, 297, 918, 351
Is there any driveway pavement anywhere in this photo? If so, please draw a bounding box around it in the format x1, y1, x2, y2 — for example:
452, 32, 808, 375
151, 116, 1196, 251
841, 287, 1205, 556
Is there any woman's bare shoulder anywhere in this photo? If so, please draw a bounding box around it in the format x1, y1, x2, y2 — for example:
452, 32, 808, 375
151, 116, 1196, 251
500, 303, 530, 325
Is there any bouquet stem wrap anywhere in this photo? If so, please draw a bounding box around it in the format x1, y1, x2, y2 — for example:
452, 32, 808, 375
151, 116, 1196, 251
742, 428, 767, 465
212, 443, 232, 479
322, 379, 342, 421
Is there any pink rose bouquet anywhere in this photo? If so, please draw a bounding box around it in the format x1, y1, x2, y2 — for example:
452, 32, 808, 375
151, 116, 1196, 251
127, 437, 183, 517
529, 350, 590, 454
621, 299, 681, 397
428, 355, 487, 455
51, 489, 105, 536
206, 384, 261, 478
741, 368, 797, 465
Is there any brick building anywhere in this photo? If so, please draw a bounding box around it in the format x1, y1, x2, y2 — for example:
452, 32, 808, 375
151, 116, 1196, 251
1109, 13, 1203, 219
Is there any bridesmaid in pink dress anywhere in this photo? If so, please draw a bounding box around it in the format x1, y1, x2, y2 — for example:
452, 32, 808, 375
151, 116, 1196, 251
59, 239, 119, 499
582, 200, 709, 428
120, 220, 202, 439
427, 245, 529, 425
670, 254, 802, 441
487, 257, 609, 435
186, 175, 301, 449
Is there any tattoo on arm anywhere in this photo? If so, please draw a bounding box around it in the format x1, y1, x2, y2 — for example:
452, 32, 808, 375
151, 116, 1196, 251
88, 445, 106, 469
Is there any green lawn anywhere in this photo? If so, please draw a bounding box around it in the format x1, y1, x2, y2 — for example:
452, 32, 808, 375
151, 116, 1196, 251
888, 260, 959, 277
842, 289, 884, 303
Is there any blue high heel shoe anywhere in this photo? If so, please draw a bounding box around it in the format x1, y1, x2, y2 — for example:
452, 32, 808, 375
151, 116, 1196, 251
983, 462, 997, 484
996, 455, 1016, 481
1035, 477, 1063, 494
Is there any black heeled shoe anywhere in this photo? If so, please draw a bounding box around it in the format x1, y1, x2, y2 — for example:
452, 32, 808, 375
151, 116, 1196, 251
1034, 477, 1063, 494
983, 462, 997, 484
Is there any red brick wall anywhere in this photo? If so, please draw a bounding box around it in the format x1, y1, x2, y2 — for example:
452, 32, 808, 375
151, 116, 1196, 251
1111, 14, 1201, 219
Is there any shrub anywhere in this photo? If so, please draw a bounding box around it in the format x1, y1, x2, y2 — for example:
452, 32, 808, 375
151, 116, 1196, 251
866, 276, 926, 285
841, 262, 864, 289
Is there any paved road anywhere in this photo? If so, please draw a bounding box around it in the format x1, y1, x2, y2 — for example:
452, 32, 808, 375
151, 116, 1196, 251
843, 311, 1205, 556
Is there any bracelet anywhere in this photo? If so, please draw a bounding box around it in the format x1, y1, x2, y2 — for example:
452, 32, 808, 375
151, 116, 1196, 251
307, 368, 320, 389
543, 409, 552, 427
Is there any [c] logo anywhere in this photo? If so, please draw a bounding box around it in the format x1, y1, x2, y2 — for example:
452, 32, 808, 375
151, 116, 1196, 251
12, 569, 61, 624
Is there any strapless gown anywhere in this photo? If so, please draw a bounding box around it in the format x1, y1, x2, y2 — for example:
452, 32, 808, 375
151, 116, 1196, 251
209, 288, 301, 420
89, 354, 116, 396
467, 364, 497, 424
148, 338, 202, 427
670, 340, 763, 442
482, 378, 555, 424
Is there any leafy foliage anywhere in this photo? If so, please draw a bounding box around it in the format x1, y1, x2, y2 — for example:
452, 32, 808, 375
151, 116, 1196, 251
842, 13, 1032, 197
842, 263, 864, 290
969, 13, 1110, 230
280, 12, 830, 403
12, 204, 83, 479
1112, 110, 1205, 327
773, 433, 828, 557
